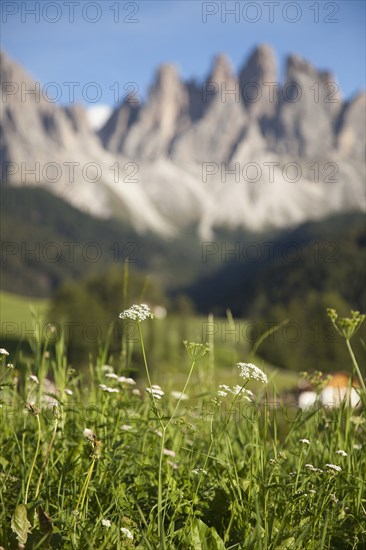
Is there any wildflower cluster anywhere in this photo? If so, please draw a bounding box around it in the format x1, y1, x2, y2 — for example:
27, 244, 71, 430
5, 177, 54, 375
326, 463, 342, 473
146, 385, 164, 400
99, 384, 120, 393
105, 373, 136, 385
192, 468, 208, 475
218, 384, 253, 401
336, 449, 347, 457
183, 341, 209, 361
83, 428, 96, 442
300, 370, 331, 393
171, 391, 189, 400
119, 304, 153, 322
83, 428, 101, 459
327, 309, 365, 340
121, 527, 134, 540
237, 362, 268, 384
305, 464, 323, 473
163, 449, 176, 458
28, 375, 40, 385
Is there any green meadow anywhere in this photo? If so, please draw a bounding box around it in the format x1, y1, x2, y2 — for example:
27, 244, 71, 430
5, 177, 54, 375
0, 304, 365, 549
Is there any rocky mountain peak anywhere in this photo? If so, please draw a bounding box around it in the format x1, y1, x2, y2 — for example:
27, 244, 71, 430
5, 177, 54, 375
286, 54, 316, 77
241, 44, 277, 79
336, 91, 366, 159
239, 44, 278, 117
207, 53, 235, 84
152, 63, 181, 94
1, 48, 364, 240
120, 63, 190, 159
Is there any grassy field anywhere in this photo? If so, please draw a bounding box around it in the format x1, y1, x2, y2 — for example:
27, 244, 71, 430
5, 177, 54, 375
0, 291, 49, 335
0, 291, 298, 392
0, 306, 365, 549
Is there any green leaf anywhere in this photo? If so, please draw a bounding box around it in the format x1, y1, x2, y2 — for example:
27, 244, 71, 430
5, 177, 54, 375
191, 519, 225, 549
11, 503, 31, 545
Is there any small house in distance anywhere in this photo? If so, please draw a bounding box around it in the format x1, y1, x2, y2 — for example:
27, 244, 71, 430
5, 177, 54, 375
298, 372, 361, 410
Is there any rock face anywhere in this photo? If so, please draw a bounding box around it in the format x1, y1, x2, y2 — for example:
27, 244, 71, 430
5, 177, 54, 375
120, 64, 191, 160
171, 54, 247, 163
275, 54, 342, 157
0, 51, 174, 236
239, 43, 278, 119
336, 92, 366, 160
1, 46, 365, 239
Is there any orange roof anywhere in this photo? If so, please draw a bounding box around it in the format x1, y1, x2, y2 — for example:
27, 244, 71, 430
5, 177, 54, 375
326, 372, 359, 388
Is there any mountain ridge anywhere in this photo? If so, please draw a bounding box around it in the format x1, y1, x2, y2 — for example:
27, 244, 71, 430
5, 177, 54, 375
1, 45, 365, 239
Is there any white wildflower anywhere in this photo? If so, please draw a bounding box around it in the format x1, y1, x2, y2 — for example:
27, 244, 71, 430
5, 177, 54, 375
163, 448, 176, 458
171, 391, 189, 400
353, 444, 362, 450
305, 464, 323, 473
167, 460, 179, 469
28, 375, 39, 385
192, 468, 208, 475
350, 416, 365, 426
102, 364, 114, 373
83, 428, 95, 441
121, 425, 132, 431
7, 363, 14, 369
155, 429, 163, 438
99, 384, 120, 393
0, 348, 9, 356
330, 493, 339, 503
309, 489, 316, 494
119, 304, 153, 322
326, 463, 342, 472
237, 362, 267, 384
132, 388, 141, 396
101, 519, 111, 528
121, 527, 133, 540
105, 373, 119, 380
65, 388, 73, 396
336, 449, 347, 457
299, 438, 310, 445
218, 384, 252, 400
118, 376, 136, 385
146, 387, 164, 399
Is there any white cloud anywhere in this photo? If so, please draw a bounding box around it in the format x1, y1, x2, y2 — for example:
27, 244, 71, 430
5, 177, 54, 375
86, 105, 112, 131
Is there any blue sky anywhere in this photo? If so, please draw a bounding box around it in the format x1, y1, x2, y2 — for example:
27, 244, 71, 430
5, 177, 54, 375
1, 0, 365, 107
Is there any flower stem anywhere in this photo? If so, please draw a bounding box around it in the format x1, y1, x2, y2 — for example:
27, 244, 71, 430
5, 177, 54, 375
137, 322, 153, 389
158, 427, 167, 549
35, 419, 58, 500
25, 414, 41, 505
346, 338, 366, 395
166, 360, 196, 429
137, 321, 161, 418
75, 457, 96, 515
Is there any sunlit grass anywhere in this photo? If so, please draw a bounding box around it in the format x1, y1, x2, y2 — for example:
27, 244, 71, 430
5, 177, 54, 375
0, 308, 365, 549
